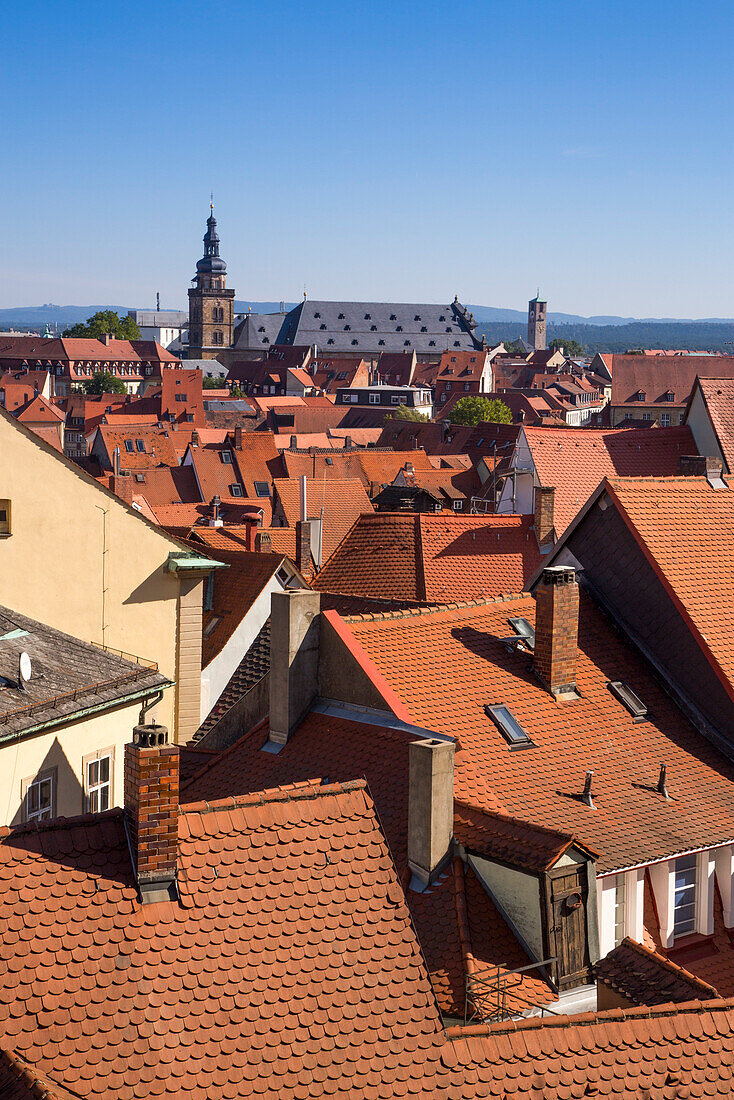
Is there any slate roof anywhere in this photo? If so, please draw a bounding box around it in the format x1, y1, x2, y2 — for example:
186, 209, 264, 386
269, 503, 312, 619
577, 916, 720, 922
272, 477, 373, 560
314, 513, 541, 602
605, 476, 734, 694
344, 593, 734, 873
521, 425, 697, 535
0, 606, 168, 741
273, 299, 483, 355
594, 938, 719, 1006
694, 376, 734, 472
232, 311, 289, 351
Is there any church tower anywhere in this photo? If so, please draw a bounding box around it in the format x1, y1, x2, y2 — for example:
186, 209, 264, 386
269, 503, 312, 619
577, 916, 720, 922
528, 293, 547, 351
187, 205, 235, 359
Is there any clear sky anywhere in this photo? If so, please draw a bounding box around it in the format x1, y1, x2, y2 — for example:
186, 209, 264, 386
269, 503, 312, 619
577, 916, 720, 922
3, 0, 733, 317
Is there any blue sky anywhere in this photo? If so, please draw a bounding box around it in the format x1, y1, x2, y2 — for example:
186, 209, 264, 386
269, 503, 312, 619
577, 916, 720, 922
2, 0, 733, 317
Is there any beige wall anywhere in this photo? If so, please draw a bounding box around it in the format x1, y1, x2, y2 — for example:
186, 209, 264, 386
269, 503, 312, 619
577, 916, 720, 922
0, 410, 198, 737
0, 698, 148, 826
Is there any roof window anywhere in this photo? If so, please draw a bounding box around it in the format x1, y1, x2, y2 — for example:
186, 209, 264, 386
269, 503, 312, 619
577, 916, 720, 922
484, 705, 534, 749
421, 326, 427, 332
414, 315, 421, 321
203, 615, 221, 637
325, 456, 333, 465
327, 339, 334, 345
134, 473, 145, 483
221, 450, 233, 464
135, 439, 146, 452
508, 617, 535, 650
344, 324, 351, 331
254, 481, 270, 497
314, 312, 321, 318
378, 340, 385, 346
429, 341, 435, 347
229, 484, 243, 497
351, 339, 359, 345
364, 313, 371, 320
124, 439, 135, 453
370, 324, 377, 331
338, 313, 345, 320
320, 324, 327, 330
396, 325, 403, 332
608, 681, 648, 721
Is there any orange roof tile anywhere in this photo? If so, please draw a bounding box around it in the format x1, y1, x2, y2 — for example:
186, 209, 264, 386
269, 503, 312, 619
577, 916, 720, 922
94, 424, 180, 469
315, 513, 541, 602
695, 376, 734, 472
610, 353, 734, 407
522, 425, 696, 535
272, 476, 373, 560
345, 594, 734, 872
282, 447, 435, 489
201, 550, 282, 665
594, 937, 719, 1006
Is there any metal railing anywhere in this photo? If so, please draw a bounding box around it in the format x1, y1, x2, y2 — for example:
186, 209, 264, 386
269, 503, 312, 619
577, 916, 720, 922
0, 666, 159, 725
465, 958, 558, 1025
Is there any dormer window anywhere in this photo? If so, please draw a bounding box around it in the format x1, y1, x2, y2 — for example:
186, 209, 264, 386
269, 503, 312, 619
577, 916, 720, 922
364, 313, 371, 320
229, 484, 243, 497
636, 390, 646, 402
390, 314, 397, 321
338, 313, 345, 320
378, 340, 385, 346
396, 325, 403, 332
320, 324, 327, 330
421, 326, 427, 332
344, 324, 351, 330
439, 315, 445, 322
414, 315, 421, 321
221, 450, 233, 464
314, 312, 321, 318
663, 390, 675, 402
429, 341, 435, 347
371, 325, 377, 332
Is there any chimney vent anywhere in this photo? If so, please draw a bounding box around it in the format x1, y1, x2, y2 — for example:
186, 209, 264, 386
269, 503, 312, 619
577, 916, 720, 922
657, 763, 669, 799
208, 495, 223, 527
581, 770, 595, 808
255, 529, 272, 552
533, 565, 579, 696
408, 738, 455, 888
124, 723, 179, 903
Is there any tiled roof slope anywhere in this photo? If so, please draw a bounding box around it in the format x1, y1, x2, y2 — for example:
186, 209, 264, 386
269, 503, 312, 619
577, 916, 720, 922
345, 594, 734, 872
0, 781, 449, 1099
281, 447, 435, 489
95, 425, 180, 469
202, 550, 281, 665
594, 937, 719, 1006
606, 476, 734, 693
609, 353, 734, 406
0, 1049, 74, 1100
523, 425, 696, 535
696, 377, 734, 472
272, 476, 373, 560
196, 619, 271, 740
0, 606, 168, 740
315, 513, 541, 602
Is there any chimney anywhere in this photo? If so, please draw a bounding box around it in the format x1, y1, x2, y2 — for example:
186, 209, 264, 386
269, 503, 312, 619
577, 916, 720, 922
344, 435, 352, 450
299, 474, 308, 521
290, 434, 298, 450
255, 530, 272, 552
208, 495, 223, 527
268, 590, 321, 745
243, 518, 256, 551
679, 455, 724, 484
124, 723, 179, 903
534, 485, 555, 546
295, 518, 312, 574
533, 566, 579, 697
191, 429, 199, 447
408, 738, 455, 888
101, 333, 113, 347
234, 424, 243, 450
111, 472, 133, 505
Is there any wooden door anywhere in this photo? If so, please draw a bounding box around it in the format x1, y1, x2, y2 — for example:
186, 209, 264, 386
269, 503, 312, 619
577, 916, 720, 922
546, 865, 591, 990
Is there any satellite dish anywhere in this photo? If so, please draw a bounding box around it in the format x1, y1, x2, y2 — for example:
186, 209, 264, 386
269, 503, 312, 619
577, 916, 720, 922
18, 652, 32, 685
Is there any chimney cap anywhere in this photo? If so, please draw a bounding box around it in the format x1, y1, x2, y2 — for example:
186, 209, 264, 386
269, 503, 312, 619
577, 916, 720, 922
132, 723, 169, 748
541, 565, 575, 585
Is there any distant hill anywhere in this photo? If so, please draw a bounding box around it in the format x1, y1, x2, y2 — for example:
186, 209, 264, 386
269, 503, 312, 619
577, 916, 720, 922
0, 304, 135, 333
467, 305, 734, 327
477, 320, 734, 355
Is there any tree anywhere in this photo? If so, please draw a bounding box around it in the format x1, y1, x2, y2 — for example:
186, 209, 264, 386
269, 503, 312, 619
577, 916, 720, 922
203, 376, 224, 389
501, 338, 526, 356
448, 396, 512, 426
387, 404, 429, 422
229, 384, 245, 398
550, 337, 585, 357
83, 371, 127, 395
64, 310, 141, 340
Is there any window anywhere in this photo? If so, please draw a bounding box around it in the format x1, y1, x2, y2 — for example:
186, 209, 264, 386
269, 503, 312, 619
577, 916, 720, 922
673, 854, 698, 937
343, 393, 359, 403
338, 313, 345, 320
508, 617, 535, 650
135, 473, 145, 483
390, 395, 407, 404
203, 615, 221, 636
613, 873, 626, 946
661, 413, 671, 427
124, 439, 135, 453
25, 771, 54, 822
85, 752, 112, 813
484, 704, 533, 748
439, 315, 445, 322
378, 340, 385, 346
421, 326, 427, 332
175, 393, 187, 402
336, 371, 348, 380
320, 324, 327, 330
314, 312, 321, 318
344, 324, 351, 330
364, 313, 371, 320
254, 481, 270, 498
0, 499, 12, 536
221, 450, 233, 464
135, 439, 146, 452
608, 680, 647, 720
429, 341, 435, 347
390, 314, 396, 321
663, 391, 675, 402
370, 325, 377, 332
642, 412, 652, 421
452, 500, 463, 511
369, 393, 380, 404
351, 339, 359, 346
325, 456, 333, 466
230, 484, 243, 497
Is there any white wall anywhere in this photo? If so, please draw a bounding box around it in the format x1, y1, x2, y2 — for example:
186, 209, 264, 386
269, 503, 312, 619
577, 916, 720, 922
649, 851, 716, 948
597, 868, 645, 957
686, 386, 727, 471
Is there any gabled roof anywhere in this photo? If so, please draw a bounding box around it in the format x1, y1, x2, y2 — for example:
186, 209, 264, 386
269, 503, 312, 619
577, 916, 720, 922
272, 476, 373, 560
13, 394, 65, 424
93, 424, 180, 469
281, 446, 434, 488
609, 354, 734, 407
693, 376, 734, 472
521, 425, 696, 535
314, 513, 541, 602
594, 937, 719, 1006
344, 593, 734, 872
0, 780, 447, 1098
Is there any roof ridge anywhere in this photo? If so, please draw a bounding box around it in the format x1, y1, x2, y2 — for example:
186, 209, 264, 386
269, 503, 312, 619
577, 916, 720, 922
605, 936, 720, 994
182, 777, 367, 817
0, 806, 122, 841
444, 994, 734, 1039
343, 594, 528, 622
0, 1047, 60, 1099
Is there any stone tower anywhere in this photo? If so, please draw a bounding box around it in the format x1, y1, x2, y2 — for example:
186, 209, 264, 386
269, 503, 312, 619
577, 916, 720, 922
528, 293, 547, 351
187, 205, 235, 360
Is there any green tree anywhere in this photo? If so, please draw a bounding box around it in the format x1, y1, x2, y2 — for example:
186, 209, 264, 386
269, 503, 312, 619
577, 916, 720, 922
550, 338, 585, 357
203, 376, 224, 389
83, 371, 127, 395
501, 338, 527, 356
229, 384, 245, 398
64, 310, 141, 340
448, 396, 512, 426
387, 404, 429, 422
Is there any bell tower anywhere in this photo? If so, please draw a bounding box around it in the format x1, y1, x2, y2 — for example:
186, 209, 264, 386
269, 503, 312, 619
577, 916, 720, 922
528, 292, 547, 352
187, 205, 235, 360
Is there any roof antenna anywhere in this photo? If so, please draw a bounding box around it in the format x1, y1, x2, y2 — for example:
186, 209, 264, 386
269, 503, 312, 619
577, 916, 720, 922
657, 763, 670, 799
581, 770, 595, 808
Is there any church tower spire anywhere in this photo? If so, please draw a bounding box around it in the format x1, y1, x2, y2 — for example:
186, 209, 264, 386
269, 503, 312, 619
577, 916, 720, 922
186, 204, 235, 361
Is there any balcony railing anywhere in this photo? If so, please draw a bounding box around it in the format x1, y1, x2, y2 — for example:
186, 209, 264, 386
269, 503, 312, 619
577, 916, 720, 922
465, 958, 558, 1025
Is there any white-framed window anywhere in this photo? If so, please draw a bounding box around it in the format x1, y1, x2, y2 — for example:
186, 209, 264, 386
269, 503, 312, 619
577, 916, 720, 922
661, 413, 671, 427
673, 854, 698, 937
24, 770, 55, 822
85, 751, 113, 814
613, 873, 626, 946
452, 500, 463, 511
369, 393, 380, 404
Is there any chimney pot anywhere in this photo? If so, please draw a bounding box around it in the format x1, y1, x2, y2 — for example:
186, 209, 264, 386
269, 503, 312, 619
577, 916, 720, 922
124, 723, 179, 903
533, 565, 579, 696
234, 424, 243, 450
581, 770, 595, 808
408, 738, 455, 888
290, 434, 298, 450
111, 472, 133, 506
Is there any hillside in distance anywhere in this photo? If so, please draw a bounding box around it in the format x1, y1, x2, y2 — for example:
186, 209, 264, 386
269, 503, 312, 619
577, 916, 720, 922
477, 320, 734, 354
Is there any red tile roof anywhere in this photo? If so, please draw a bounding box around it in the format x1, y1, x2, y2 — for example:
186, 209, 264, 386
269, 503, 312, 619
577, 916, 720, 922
345, 593, 734, 872
0, 780, 452, 1099
605, 476, 734, 696
594, 937, 719, 1006
694, 377, 734, 472
609, 354, 734, 407
315, 513, 541, 602
13, 394, 65, 424
272, 476, 373, 560
93, 424, 180, 469
282, 447, 435, 490
522, 425, 696, 535
201, 549, 282, 665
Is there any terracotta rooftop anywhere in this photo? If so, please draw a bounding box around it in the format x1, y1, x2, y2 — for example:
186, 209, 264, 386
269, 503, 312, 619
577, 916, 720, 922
609, 353, 734, 407
521, 425, 697, 535
93, 425, 180, 470
201, 550, 282, 666
272, 476, 373, 561
315, 513, 541, 603
594, 937, 719, 1006
281, 447, 435, 490
694, 376, 734, 472
343, 593, 734, 873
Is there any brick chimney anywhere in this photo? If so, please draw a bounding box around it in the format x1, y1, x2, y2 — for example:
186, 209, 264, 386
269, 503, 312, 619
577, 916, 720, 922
234, 424, 243, 450
533, 566, 579, 696
255, 530, 272, 552
534, 485, 556, 546
408, 738, 455, 888
191, 429, 199, 447
101, 333, 113, 347
111, 472, 133, 506
679, 455, 724, 483
124, 724, 179, 903
269, 590, 321, 745
295, 519, 311, 574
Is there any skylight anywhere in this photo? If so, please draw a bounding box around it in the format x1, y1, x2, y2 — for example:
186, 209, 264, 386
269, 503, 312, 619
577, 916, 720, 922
229, 484, 243, 497
221, 450, 233, 464
484, 705, 533, 749
254, 481, 270, 497
608, 681, 648, 721
508, 617, 535, 650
